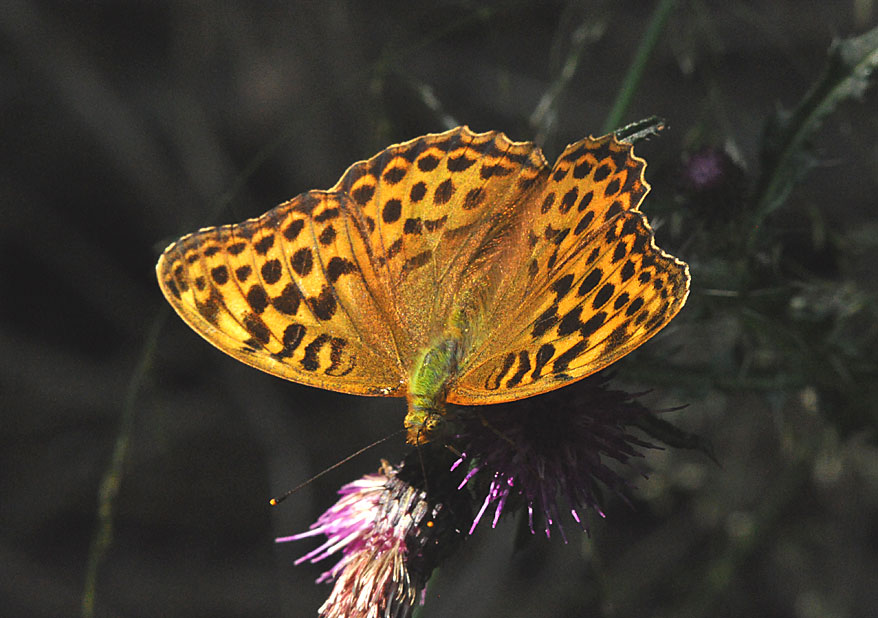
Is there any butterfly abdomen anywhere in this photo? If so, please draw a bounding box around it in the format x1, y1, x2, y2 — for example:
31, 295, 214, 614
405, 338, 464, 444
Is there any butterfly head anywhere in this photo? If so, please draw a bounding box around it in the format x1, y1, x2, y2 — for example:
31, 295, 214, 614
404, 407, 443, 445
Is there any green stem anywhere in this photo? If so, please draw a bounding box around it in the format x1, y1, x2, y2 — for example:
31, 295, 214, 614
602, 0, 676, 134
81, 310, 168, 618
81, 102, 305, 617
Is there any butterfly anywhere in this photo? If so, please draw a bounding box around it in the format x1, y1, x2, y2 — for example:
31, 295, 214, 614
157, 126, 690, 444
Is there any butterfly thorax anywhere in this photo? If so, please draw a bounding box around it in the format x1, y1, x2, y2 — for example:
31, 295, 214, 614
405, 337, 463, 445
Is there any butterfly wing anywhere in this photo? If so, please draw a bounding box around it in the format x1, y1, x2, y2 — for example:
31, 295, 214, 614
450, 134, 690, 404
327, 126, 548, 365
156, 191, 406, 396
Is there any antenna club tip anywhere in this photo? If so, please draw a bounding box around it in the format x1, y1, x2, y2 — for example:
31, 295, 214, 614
269, 498, 279, 506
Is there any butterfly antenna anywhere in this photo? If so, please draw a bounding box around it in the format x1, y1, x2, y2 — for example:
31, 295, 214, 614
269, 430, 405, 506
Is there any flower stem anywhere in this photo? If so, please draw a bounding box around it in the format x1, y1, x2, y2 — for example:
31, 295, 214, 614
81, 310, 167, 618
602, 0, 676, 134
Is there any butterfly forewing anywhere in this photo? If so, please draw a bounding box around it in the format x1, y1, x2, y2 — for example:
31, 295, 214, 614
156, 191, 406, 396
328, 127, 548, 362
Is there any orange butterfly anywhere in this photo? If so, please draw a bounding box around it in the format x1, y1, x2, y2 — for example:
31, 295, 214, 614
157, 127, 689, 444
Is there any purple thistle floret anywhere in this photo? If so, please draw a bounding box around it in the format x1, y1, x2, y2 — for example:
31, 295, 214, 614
277, 463, 427, 618
453, 376, 656, 539
678, 145, 746, 220
277, 471, 390, 582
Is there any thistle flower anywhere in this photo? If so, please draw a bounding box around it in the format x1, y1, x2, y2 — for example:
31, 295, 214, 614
279, 455, 468, 618
452, 375, 656, 539
678, 146, 746, 220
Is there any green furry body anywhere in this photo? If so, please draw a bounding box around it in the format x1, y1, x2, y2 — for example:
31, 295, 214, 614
405, 338, 462, 444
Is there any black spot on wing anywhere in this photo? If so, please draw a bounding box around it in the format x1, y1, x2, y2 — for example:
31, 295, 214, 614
284, 219, 304, 241
386, 237, 403, 260
577, 190, 593, 212
574, 211, 594, 235
505, 351, 531, 388
283, 323, 305, 348
291, 248, 313, 276
604, 323, 629, 356
593, 163, 612, 182
309, 286, 337, 321
560, 187, 578, 213
612, 240, 628, 263
551, 274, 574, 299
593, 283, 615, 309
403, 218, 423, 234
532, 306, 559, 337
327, 256, 357, 282
314, 208, 339, 223
573, 159, 592, 179
301, 334, 329, 371
326, 337, 355, 376
423, 215, 447, 233
247, 285, 269, 314
553, 340, 587, 373
243, 313, 271, 345
254, 234, 275, 255
463, 187, 485, 210
383, 199, 402, 223
318, 225, 336, 246
577, 268, 602, 296
580, 311, 606, 338
261, 259, 282, 285
410, 182, 427, 202
625, 296, 644, 317
481, 163, 513, 179
272, 323, 306, 360
211, 265, 229, 285
417, 154, 440, 172
486, 353, 516, 390
351, 184, 375, 205
557, 306, 583, 336
403, 250, 432, 273
531, 343, 555, 380
273, 283, 301, 315
604, 178, 621, 197
447, 154, 476, 171
236, 265, 251, 282
605, 200, 623, 222
197, 291, 220, 325
166, 278, 180, 299
382, 165, 407, 184
434, 179, 454, 204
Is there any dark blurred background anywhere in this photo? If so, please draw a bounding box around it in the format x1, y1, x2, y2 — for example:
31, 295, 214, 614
2, 1, 877, 616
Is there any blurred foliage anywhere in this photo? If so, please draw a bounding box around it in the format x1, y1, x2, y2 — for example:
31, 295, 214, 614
1, 2, 877, 618
756, 26, 878, 223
